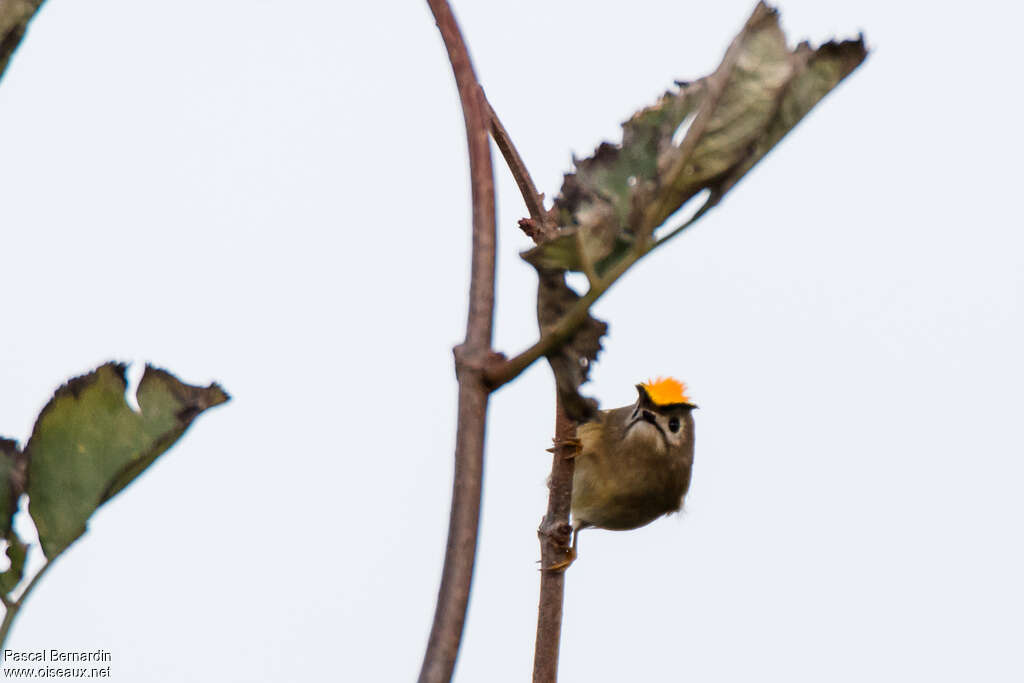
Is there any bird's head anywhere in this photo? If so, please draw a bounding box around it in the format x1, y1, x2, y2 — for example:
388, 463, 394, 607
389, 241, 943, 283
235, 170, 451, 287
625, 377, 697, 451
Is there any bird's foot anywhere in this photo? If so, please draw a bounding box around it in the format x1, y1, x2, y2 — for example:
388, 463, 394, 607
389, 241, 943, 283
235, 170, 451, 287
544, 546, 577, 573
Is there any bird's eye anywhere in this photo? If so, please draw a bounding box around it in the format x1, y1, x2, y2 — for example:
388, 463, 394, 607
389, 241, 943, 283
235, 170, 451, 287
668, 417, 680, 433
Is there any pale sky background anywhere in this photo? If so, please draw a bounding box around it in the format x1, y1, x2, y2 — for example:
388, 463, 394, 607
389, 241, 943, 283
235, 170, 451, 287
1, 1, 1022, 681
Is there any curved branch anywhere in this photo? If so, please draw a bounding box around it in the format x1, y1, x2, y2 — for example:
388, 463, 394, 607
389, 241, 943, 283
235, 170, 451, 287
419, 1, 497, 682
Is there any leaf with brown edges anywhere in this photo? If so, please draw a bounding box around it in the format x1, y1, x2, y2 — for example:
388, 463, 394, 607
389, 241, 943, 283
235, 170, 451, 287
25, 363, 229, 560
537, 270, 608, 421
523, 1, 867, 274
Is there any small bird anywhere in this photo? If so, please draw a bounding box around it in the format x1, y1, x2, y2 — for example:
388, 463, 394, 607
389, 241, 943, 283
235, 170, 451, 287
552, 377, 697, 570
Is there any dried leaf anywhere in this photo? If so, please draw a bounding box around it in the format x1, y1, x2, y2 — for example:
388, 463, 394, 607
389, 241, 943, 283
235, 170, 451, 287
712, 38, 869, 199
0, 438, 22, 538
25, 363, 230, 559
524, 1, 867, 273
0, 530, 26, 594
0, 439, 27, 594
537, 270, 608, 421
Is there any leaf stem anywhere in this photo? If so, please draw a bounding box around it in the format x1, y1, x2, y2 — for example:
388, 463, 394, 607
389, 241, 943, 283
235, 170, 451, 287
486, 246, 643, 389
0, 601, 16, 648
0, 557, 56, 650
574, 230, 600, 286
485, 195, 718, 391
653, 192, 720, 248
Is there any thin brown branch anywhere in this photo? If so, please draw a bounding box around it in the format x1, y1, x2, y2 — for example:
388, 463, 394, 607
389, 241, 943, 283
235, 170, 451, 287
532, 397, 576, 682
484, 99, 579, 683
419, 1, 497, 682
523, 208, 712, 682
0, 0, 46, 84
484, 97, 555, 239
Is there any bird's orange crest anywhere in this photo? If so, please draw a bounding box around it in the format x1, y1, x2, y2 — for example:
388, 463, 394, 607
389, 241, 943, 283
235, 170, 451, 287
641, 376, 692, 405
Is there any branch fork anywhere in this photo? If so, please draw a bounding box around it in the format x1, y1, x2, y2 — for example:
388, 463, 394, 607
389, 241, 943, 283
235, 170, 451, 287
453, 345, 506, 383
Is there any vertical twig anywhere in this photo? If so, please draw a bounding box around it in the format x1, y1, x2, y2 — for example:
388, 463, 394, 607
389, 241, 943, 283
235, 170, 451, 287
478, 78, 578, 683
421, 5, 586, 680
419, 1, 497, 682
533, 397, 576, 683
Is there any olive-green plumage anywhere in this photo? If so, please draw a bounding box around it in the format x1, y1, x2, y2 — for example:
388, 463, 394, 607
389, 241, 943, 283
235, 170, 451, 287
571, 384, 696, 533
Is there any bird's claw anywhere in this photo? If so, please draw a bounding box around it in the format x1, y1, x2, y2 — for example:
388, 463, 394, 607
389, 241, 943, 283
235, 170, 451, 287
544, 546, 577, 572
545, 437, 582, 459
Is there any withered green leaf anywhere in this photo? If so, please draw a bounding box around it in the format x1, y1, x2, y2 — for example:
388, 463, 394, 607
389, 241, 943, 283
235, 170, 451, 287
25, 363, 229, 559
537, 270, 608, 421
0, 530, 26, 594
0, 439, 27, 594
0, 438, 22, 539
524, 1, 867, 274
